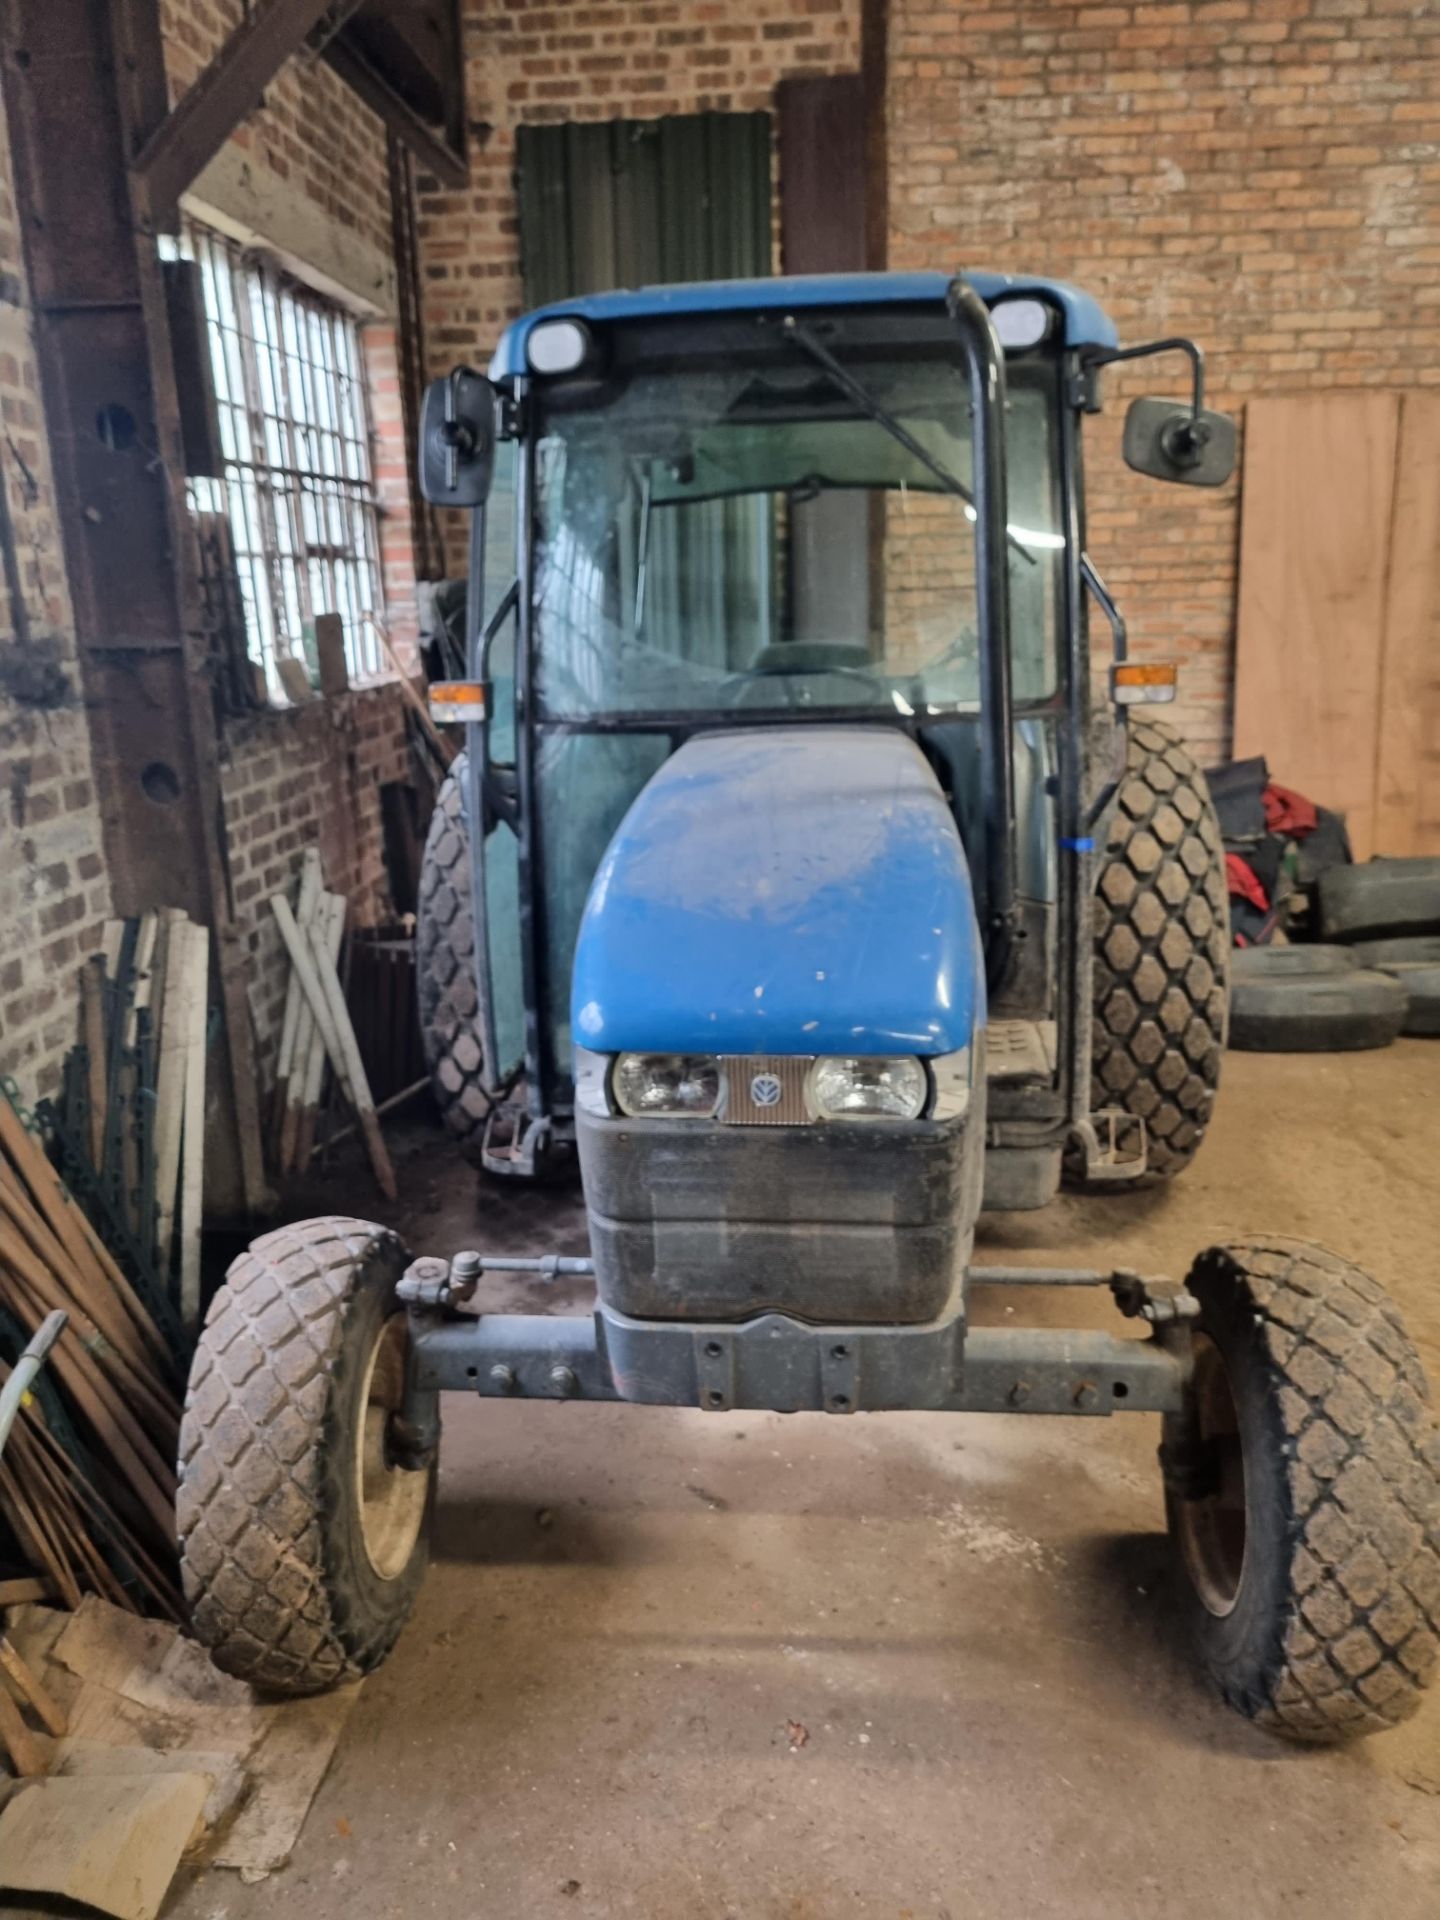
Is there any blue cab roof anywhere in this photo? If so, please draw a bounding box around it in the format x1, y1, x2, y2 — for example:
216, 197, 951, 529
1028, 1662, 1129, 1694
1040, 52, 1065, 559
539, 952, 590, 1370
491, 271, 1118, 378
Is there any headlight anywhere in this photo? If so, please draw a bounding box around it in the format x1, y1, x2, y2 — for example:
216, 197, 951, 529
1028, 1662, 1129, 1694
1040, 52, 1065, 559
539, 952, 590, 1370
809, 1056, 927, 1120
613, 1053, 720, 1117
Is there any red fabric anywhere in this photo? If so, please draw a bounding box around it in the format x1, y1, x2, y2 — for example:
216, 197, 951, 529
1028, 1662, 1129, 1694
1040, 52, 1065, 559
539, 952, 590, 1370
1264, 782, 1319, 837
1226, 852, 1270, 912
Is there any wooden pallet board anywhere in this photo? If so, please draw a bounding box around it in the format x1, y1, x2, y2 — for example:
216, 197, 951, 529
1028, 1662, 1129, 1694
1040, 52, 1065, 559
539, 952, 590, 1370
1374, 393, 1440, 856
1235, 391, 1440, 858
1233, 393, 1401, 860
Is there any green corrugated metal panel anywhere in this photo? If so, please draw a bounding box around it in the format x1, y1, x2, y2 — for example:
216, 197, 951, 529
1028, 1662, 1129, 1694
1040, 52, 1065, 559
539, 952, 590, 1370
516, 113, 771, 306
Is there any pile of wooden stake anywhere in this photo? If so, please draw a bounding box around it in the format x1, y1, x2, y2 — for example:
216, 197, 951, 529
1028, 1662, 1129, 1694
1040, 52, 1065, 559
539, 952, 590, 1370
0, 1089, 183, 1618
270, 850, 397, 1199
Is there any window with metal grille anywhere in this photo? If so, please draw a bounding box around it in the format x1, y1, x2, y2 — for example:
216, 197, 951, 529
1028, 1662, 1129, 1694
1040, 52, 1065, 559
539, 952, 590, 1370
185, 221, 385, 698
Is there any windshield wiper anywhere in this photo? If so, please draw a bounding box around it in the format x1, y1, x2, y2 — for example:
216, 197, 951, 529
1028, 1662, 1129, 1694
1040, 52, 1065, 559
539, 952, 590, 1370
780, 316, 1036, 567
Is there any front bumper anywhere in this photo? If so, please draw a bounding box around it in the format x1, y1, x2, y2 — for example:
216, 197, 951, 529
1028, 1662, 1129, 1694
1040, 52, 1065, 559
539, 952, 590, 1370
577, 1101, 983, 1324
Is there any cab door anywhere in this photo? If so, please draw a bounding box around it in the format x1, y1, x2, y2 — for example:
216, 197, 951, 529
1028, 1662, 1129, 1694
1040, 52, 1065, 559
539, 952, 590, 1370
471, 442, 526, 1089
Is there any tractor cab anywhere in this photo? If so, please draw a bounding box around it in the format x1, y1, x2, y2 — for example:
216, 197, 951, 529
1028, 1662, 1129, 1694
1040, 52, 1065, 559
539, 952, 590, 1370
417, 271, 1231, 1201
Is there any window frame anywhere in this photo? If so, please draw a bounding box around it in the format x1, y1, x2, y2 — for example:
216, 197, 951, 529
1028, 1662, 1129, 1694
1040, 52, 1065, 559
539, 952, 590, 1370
184, 220, 387, 702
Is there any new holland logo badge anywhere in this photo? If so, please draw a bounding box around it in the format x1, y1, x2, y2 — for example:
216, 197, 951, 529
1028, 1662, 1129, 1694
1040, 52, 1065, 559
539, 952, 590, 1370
749, 1072, 783, 1109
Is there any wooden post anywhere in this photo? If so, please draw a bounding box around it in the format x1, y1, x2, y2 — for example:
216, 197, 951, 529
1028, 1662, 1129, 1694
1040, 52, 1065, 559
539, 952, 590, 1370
296, 893, 346, 1171
274, 850, 323, 1143
152, 917, 191, 1272
270, 896, 396, 1200
179, 924, 210, 1332
80, 956, 108, 1168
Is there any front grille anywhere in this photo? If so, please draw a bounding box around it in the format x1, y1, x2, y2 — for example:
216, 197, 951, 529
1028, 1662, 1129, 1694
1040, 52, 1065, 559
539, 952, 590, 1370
719, 1055, 813, 1126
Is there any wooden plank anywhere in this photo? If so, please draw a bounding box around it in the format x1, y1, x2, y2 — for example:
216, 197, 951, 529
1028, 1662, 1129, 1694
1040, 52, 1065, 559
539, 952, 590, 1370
0, 1770, 212, 1920
152, 916, 191, 1272
124, 912, 159, 1051
0, 1577, 53, 1606
1233, 394, 1401, 859
306, 915, 397, 1200
0, 1681, 47, 1776
81, 956, 108, 1169
213, 1683, 362, 1873
295, 893, 346, 1171
1374, 393, 1440, 856
0, 1634, 68, 1737
179, 924, 210, 1332
53, 1740, 248, 1838
274, 850, 323, 1128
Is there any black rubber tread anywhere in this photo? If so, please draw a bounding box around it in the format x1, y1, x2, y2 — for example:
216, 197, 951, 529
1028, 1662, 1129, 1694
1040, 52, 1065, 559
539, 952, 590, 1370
1318, 858, 1440, 944
416, 756, 492, 1156
1389, 962, 1440, 1037
1353, 935, 1440, 970
1166, 1239, 1440, 1743
177, 1217, 432, 1696
1084, 717, 1230, 1179
1230, 944, 1358, 980
1228, 969, 1406, 1053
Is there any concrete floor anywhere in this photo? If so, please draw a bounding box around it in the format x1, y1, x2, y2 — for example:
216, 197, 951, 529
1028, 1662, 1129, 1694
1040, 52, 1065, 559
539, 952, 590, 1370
175, 1045, 1439, 1919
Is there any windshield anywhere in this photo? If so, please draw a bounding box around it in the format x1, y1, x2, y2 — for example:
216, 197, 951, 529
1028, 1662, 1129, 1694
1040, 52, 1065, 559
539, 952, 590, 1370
531, 337, 1064, 722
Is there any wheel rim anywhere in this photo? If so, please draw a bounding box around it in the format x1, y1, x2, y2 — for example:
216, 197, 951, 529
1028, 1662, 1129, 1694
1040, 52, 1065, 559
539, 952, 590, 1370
355, 1314, 429, 1581
1175, 1332, 1248, 1617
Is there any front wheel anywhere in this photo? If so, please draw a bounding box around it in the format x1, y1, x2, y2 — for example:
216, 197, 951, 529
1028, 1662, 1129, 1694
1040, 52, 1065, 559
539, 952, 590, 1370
1164, 1240, 1440, 1742
177, 1217, 434, 1695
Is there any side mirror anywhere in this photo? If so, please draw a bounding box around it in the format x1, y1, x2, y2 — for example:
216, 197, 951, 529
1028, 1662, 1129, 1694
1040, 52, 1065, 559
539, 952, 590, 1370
419, 368, 496, 507
1123, 396, 1236, 488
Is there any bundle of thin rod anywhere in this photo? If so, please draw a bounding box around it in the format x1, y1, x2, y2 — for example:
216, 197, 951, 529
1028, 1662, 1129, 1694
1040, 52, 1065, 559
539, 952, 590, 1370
0, 1087, 183, 1619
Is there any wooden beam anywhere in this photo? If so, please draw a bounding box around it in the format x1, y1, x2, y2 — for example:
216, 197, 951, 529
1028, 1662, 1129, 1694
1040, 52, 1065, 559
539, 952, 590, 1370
321, 38, 468, 188
129, 0, 345, 217
861, 0, 889, 273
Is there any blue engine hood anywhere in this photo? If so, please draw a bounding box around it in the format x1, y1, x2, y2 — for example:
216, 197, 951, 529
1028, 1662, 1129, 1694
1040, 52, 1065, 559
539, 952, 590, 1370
571, 727, 984, 1058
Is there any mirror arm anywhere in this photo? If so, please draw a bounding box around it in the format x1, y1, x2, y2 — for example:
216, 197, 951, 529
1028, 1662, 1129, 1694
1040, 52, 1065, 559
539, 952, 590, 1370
1083, 336, 1206, 417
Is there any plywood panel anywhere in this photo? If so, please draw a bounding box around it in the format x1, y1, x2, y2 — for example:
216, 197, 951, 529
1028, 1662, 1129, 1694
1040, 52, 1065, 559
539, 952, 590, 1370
1233, 394, 1401, 858
1375, 394, 1440, 856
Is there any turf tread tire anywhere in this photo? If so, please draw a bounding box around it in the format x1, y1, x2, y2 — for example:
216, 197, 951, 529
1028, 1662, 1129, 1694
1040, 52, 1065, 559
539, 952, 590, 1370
177, 1216, 430, 1696
1168, 1239, 1440, 1743
1085, 718, 1229, 1179
416, 756, 492, 1156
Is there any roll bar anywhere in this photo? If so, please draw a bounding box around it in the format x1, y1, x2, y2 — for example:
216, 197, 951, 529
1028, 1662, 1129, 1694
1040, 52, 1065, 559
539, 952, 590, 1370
945, 276, 1018, 989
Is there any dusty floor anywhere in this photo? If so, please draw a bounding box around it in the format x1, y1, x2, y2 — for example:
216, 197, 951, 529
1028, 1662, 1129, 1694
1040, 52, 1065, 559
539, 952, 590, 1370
174, 1046, 1439, 1920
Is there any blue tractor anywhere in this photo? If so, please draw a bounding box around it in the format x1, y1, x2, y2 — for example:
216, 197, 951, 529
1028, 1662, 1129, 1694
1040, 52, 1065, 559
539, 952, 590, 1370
178, 274, 1439, 1742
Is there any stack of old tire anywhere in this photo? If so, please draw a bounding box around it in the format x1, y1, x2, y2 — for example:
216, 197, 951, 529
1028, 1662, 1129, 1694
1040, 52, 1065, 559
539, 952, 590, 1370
1229, 857, 1440, 1051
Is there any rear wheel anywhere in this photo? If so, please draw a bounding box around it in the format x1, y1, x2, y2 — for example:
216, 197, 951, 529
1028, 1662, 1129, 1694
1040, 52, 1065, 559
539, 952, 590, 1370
416, 755, 493, 1158
1080, 718, 1229, 1181
1165, 1240, 1440, 1743
178, 1218, 434, 1695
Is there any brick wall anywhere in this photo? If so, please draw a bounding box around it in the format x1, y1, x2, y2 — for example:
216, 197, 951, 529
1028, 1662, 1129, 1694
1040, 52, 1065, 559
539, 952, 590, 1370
417, 0, 864, 551
888, 0, 1440, 764
160, 0, 394, 265
0, 89, 113, 1105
